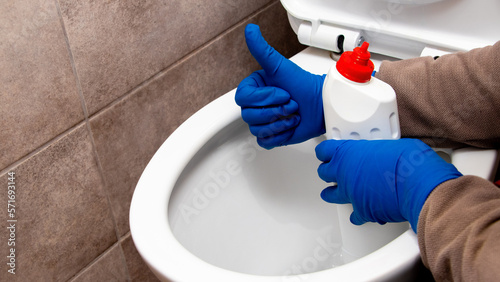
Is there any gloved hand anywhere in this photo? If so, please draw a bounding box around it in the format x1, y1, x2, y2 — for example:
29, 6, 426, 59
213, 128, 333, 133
315, 138, 463, 232
235, 24, 325, 149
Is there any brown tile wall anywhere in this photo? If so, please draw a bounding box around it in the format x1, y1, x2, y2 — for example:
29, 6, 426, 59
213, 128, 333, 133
0, 0, 304, 281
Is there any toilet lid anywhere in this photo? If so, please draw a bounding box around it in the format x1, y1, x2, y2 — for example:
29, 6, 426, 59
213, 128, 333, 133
281, 0, 500, 58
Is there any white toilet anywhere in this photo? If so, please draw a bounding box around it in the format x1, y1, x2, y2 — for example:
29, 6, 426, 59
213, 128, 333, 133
130, 1, 500, 281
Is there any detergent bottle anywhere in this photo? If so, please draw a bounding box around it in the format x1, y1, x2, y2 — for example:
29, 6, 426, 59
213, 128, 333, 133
322, 42, 409, 263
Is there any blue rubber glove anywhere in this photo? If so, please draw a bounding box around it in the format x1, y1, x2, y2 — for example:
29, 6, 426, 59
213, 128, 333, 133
315, 139, 463, 232
235, 24, 325, 149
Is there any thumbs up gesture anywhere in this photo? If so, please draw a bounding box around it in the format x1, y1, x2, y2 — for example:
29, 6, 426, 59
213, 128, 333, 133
235, 24, 326, 149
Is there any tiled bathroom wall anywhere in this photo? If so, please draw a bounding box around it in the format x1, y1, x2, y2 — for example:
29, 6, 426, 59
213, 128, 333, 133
0, 0, 304, 281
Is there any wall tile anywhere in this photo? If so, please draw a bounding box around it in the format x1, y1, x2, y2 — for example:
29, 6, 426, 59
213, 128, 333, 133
0, 124, 116, 281
0, 0, 84, 171
71, 243, 129, 282
121, 234, 161, 282
90, 1, 304, 236
58, 0, 273, 116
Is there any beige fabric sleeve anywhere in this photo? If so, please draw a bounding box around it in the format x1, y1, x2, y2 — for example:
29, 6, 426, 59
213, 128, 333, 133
418, 176, 500, 281
376, 42, 500, 280
375, 41, 500, 149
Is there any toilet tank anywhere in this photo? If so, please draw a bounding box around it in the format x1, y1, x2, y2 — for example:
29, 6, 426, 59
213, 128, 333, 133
281, 0, 500, 59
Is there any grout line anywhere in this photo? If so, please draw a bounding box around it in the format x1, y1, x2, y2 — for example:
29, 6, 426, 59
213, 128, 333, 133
53, 2, 90, 121
87, 0, 279, 121
54, 0, 121, 240
67, 232, 133, 282
118, 232, 134, 282
0, 120, 86, 176
68, 239, 122, 281
53, 0, 132, 280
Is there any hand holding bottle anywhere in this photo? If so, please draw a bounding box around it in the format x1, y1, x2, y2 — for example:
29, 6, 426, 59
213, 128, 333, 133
315, 138, 463, 232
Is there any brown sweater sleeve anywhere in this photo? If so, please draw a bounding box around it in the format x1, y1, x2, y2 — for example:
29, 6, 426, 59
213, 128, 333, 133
376, 41, 500, 149
376, 42, 500, 280
418, 176, 500, 281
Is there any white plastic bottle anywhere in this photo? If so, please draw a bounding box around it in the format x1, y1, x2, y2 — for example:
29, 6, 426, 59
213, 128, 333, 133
322, 42, 409, 263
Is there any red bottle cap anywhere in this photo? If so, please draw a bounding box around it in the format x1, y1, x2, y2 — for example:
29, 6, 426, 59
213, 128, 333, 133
336, 42, 374, 83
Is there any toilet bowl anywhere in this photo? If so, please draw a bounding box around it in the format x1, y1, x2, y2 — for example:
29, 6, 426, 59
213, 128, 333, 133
130, 1, 500, 281
130, 46, 498, 281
